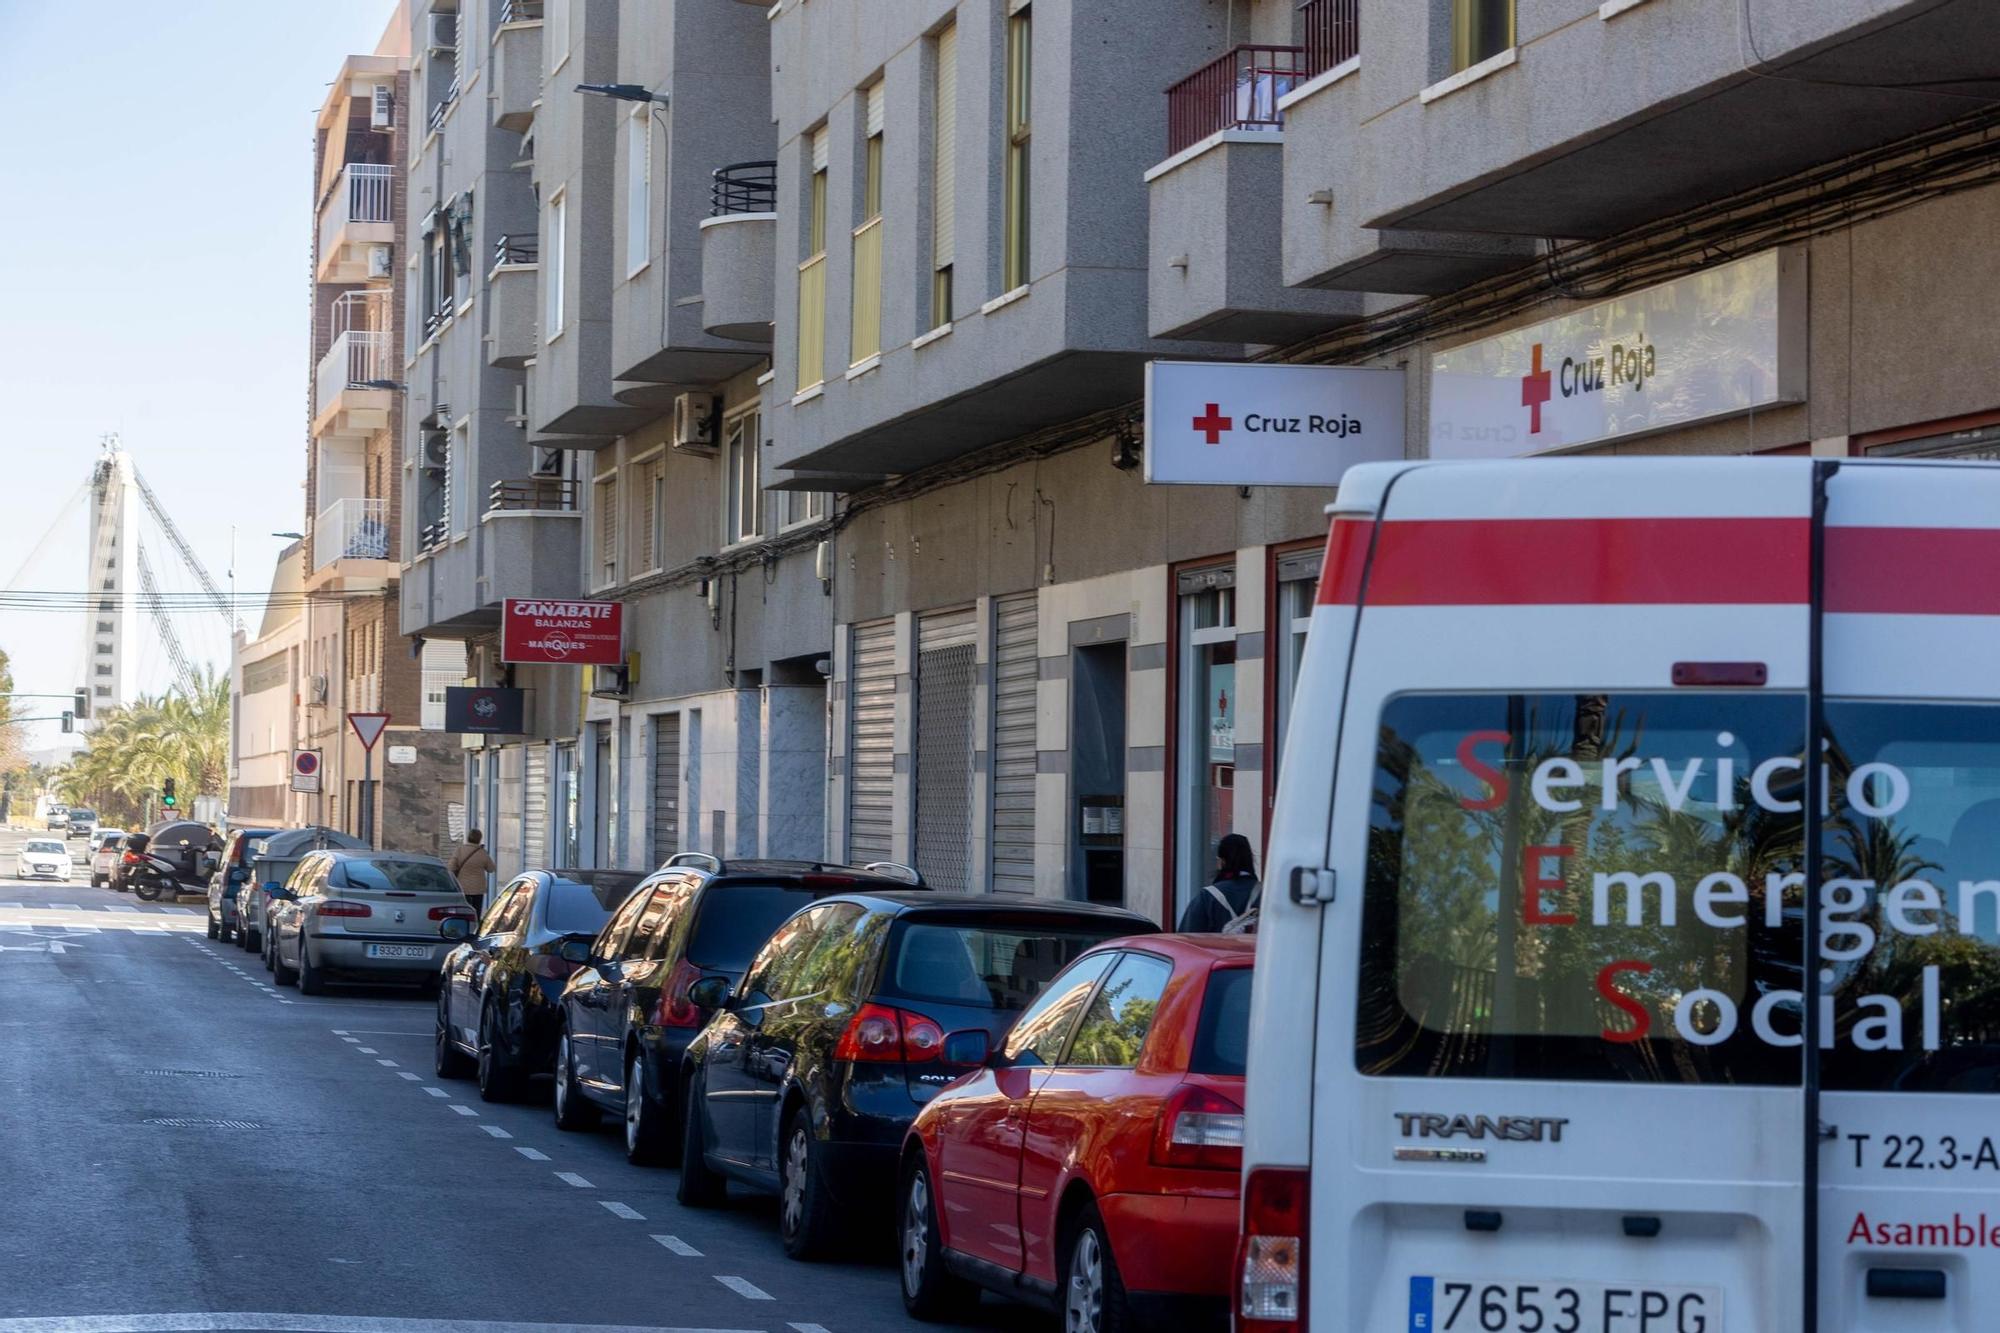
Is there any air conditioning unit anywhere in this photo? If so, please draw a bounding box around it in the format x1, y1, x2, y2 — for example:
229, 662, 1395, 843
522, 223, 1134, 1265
366, 244, 394, 279
427, 12, 458, 54
672, 392, 720, 455
308, 675, 330, 704
423, 433, 451, 467
370, 85, 394, 130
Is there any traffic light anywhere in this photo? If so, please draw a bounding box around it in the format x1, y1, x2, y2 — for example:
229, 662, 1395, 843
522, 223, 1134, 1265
73, 687, 88, 721
161, 777, 177, 809
60, 711, 73, 734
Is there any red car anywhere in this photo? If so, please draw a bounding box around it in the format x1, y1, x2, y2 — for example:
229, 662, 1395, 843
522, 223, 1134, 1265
897, 933, 1253, 1332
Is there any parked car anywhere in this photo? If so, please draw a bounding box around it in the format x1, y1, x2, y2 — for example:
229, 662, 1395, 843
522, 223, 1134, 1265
87, 827, 125, 855
89, 832, 126, 888
899, 934, 1253, 1331
43, 805, 68, 832
238, 826, 369, 953
65, 808, 98, 841
205, 827, 279, 942
554, 857, 930, 1164
17, 838, 72, 882
433, 868, 645, 1101
678, 892, 1155, 1258
268, 849, 474, 993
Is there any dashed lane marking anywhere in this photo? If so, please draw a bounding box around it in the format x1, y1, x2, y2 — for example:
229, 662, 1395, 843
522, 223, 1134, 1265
514, 1147, 551, 1161
477, 1125, 511, 1139
356, 1047, 378, 1054
341, 1037, 362, 1043
376, 1060, 399, 1067
396, 1071, 421, 1081
554, 1172, 593, 1188
651, 1235, 701, 1257
331, 1030, 349, 1036
712, 1278, 773, 1302
422, 1087, 450, 1098
789, 1325, 835, 1333
600, 1202, 644, 1220
448, 1105, 479, 1118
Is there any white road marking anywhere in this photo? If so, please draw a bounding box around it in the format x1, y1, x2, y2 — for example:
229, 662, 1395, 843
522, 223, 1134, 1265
788, 1325, 835, 1333
422, 1087, 449, 1098
0, 903, 20, 910
156, 906, 198, 915
599, 1202, 644, 1220
0, 1315, 765, 1333
651, 1235, 701, 1257
331, 1030, 349, 1036
375, 1060, 399, 1068
513, 1147, 551, 1161
448, 1104, 479, 1117
396, 1071, 422, 1081
554, 1171, 593, 1188
477, 1125, 512, 1139
341, 1037, 361, 1043
356, 1047, 378, 1054
712, 1277, 773, 1302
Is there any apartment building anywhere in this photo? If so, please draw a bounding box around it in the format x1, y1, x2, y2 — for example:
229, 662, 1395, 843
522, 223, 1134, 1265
227, 545, 305, 824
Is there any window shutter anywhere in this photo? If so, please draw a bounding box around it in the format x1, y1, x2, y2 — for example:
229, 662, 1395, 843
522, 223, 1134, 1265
864, 81, 886, 137
810, 125, 830, 173
933, 25, 956, 269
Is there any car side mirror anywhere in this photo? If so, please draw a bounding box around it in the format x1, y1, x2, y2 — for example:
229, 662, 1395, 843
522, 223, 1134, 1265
687, 976, 731, 1012
439, 917, 473, 942
558, 938, 593, 966
942, 1029, 991, 1067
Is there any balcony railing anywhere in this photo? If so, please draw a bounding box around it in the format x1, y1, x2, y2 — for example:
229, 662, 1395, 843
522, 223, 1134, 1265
318, 163, 395, 260
419, 520, 450, 554
494, 233, 539, 267
1165, 45, 1305, 156
497, 0, 543, 20
428, 76, 460, 134
711, 161, 777, 217
490, 476, 579, 512
315, 330, 395, 418
1300, 0, 1361, 78
314, 498, 392, 569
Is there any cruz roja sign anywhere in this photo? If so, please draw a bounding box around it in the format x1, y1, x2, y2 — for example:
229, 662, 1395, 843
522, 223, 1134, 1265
1429, 247, 1807, 459
1143, 361, 1405, 486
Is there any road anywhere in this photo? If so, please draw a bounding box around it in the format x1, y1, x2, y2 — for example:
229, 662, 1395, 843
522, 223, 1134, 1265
0, 827, 1039, 1333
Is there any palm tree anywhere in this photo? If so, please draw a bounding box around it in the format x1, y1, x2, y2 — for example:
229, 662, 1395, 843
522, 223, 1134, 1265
54, 667, 231, 828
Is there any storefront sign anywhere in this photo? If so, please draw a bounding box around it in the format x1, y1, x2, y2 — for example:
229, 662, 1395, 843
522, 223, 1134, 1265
1144, 361, 1405, 486
443, 686, 525, 735
1429, 248, 1806, 458
501, 598, 624, 666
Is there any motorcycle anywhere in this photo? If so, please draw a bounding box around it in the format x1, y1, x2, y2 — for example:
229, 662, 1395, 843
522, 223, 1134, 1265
120, 833, 214, 902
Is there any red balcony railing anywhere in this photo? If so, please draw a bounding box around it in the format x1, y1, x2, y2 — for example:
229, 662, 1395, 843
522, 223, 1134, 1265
1301, 0, 1361, 78
1165, 45, 1306, 156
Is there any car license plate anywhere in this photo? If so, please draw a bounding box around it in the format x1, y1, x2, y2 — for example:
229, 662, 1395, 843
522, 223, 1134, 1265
1412, 1276, 1721, 1332
365, 943, 433, 960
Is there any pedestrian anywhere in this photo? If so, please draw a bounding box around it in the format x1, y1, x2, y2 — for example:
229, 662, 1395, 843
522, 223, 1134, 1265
1177, 832, 1261, 934
448, 828, 496, 919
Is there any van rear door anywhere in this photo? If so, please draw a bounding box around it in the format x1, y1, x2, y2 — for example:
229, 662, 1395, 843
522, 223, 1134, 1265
1310, 459, 1815, 1332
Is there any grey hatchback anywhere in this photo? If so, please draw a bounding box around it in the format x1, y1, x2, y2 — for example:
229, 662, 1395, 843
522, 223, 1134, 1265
269, 849, 476, 993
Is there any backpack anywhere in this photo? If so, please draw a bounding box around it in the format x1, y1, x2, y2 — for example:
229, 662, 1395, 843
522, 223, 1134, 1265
1202, 882, 1261, 935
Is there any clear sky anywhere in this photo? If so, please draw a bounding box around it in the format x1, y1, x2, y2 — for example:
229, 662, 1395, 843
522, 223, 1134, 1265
0, 0, 399, 750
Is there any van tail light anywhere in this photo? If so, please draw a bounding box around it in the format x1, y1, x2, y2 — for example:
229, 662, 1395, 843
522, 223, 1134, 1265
1151, 1084, 1244, 1171
653, 959, 707, 1029
833, 1003, 944, 1063
1236, 1166, 1309, 1331
316, 900, 371, 918
429, 905, 475, 921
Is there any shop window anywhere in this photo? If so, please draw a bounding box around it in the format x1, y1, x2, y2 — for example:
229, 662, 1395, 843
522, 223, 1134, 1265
1177, 567, 1236, 903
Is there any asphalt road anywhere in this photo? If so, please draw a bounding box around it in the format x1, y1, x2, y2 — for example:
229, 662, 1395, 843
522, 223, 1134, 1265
0, 827, 1040, 1333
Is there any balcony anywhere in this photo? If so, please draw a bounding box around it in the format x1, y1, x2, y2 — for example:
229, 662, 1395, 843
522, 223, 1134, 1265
312, 329, 395, 437
491, 3, 543, 134
486, 234, 539, 369
700, 162, 776, 343
312, 497, 394, 574
315, 163, 395, 283
1147, 45, 1365, 342
1300, 0, 1360, 78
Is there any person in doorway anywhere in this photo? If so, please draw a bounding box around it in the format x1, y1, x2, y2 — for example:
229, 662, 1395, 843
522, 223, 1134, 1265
449, 829, 496, 919
1178, 832, 1260, 933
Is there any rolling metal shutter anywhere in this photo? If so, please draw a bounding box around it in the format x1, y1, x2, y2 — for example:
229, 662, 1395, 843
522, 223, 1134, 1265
523, 745, 549, 869
989, 592, 1038, 894
846, 619, 897, 863
651, 714, 681, 865
915, 608, 977, 892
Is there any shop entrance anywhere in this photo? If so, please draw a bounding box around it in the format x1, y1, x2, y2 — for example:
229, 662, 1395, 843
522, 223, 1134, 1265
1069, 640, 1127, 904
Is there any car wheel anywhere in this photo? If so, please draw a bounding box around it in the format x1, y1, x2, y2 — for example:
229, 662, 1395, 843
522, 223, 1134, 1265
1062, 1203, 1132, 1333
900, 1156, 977, 1321
476, 1001, 521, 1102
296, 938, 326, 995
552, 1031, 596, 1130
205, 915, 219, 940
676, 1076, 726, 1208
779, 1105, 840, 1262
623, 1049, 674, 1166
434, 991, 474, 1079
272, 933, 298, 987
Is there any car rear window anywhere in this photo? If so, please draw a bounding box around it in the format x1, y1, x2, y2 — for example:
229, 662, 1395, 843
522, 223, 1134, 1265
70, 810, 95, 820
99, 835, 124, 851
543, 879, 633, 934
686, 884, 818, 969
881, 919, 1134, 1011
339, 860, 460, 894
1190, 966, 1253, 1076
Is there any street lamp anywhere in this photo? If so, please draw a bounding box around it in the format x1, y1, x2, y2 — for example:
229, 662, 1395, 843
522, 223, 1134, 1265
272, 531, 305, 540
575, 83, 669, 106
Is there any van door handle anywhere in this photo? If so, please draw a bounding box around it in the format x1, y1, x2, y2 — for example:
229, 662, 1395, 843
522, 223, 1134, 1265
1289, 866, 1336, 905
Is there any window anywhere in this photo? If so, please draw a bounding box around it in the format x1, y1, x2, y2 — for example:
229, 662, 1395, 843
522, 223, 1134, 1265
486, 880, 534, 935
545, 0, 569, 72
796, 128, 829, 393
1002, 951, 1115, 1066
686, 885, 818, 970
340, 859, 460, 894
929, 22, 956, 328
94, 664, 111, 677
1191, 966, 1254, 1076
1002, 3, 1032, 292
1271, 551, 1319, 790
723, 409, 762, 545
633, 455, 663, 572
1067, 952, 1173, 1067
625, 106, 651, 276
593, 471, 619, 587
94, 686, 110, 698
623, 888, 675, 961
741, 904, 835, 1005
545, 191, 567, 340
850, 82, 885, 365
1177, 570, 1236, 902
593, 882, 654, 959
96, 621, 112, 634
782, 489, 829, 529
882, 920, 1126, 1012
1453, 0, 1514, 71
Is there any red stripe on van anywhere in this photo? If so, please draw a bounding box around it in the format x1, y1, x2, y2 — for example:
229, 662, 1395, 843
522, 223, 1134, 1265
1319, 516, 1810, 606
1315, 519, 1372, 605
1827, 526, 2000, 615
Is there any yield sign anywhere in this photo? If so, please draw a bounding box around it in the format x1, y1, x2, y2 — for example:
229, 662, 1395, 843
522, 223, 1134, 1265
347, 712, 392, 750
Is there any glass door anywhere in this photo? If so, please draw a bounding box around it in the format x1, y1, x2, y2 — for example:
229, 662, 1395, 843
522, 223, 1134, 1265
1177, 569, 1236, 904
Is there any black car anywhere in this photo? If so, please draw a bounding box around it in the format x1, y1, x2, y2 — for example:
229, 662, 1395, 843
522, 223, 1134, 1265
434, 868, 646, 1101
206, 827, 279, 943
554, 856, 929, 1164
677, 892, 1155, 1259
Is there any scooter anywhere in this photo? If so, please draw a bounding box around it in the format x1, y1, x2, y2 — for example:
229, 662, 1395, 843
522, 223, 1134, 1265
120, 836, 211, 902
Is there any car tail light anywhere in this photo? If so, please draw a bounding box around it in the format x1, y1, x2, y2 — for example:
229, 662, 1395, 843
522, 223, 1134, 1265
121, 851, 142, 865
316, 900, 371, 918
1151, 1083, 1245, 1171
428, 905, 474, 921
799, 873, 859, 889
652, 958, 707, 1029
1236, 1166, 1308, 1331
833, 1003, 943, 1063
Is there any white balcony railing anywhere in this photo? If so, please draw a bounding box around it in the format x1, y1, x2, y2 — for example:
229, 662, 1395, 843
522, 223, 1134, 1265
314, 497, 392, 569
317, 163, 396, 262
315, 330, 394, 418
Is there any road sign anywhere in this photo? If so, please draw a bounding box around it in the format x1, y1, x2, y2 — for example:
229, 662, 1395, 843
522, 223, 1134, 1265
290, 749, 322, 794
348, 712, 392, 750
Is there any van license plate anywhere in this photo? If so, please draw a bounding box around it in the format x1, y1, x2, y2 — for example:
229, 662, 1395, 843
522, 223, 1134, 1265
365, 943, 432, 960
1412, 1276, 1721, 1332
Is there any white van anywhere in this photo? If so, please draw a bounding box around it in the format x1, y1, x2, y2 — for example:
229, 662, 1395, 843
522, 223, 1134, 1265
1242, 457, 2000, 1333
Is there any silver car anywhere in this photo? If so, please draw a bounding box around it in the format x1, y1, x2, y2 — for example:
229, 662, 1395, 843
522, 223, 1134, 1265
269, 850, 474, 994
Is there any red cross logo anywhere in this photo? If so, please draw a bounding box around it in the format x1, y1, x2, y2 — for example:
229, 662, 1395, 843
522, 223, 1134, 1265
1192, 403, 1233, 445
1520, 343, 1553, 435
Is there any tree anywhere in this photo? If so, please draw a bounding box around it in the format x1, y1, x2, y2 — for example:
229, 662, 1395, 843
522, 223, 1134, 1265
54, 666, 230, 828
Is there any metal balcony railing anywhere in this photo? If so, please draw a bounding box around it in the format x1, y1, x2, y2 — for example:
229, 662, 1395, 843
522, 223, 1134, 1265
314, 498, 392, 568
314, 330, 395, 418
428, 76, 460, 134
1165, 45, 1306, 156
711, 161, 777, 217
1300, 0, 1361, 78
318, 163, 395, 261
498, 0, 543, 20
489, 477, 579, 512
494, 233, 539, 266
419, 518, 450, 554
